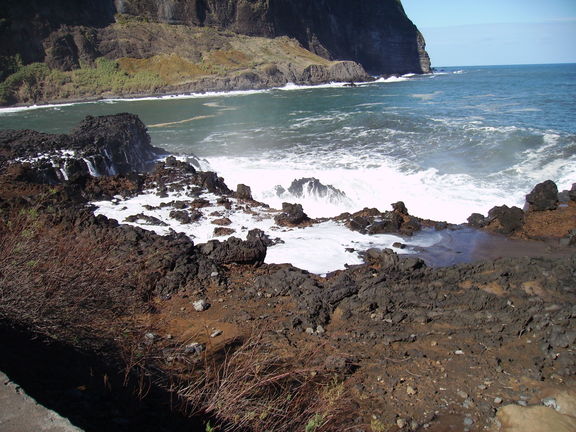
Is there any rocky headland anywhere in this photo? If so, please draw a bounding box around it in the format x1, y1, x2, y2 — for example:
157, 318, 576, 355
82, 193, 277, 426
0, 0, 430, 106
0, 114, 575, 432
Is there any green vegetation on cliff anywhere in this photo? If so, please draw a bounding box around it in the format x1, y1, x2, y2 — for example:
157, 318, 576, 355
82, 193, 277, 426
0, 21, 363, 106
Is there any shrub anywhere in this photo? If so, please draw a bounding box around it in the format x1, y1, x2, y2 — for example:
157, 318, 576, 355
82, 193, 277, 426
0, 62, 49, 105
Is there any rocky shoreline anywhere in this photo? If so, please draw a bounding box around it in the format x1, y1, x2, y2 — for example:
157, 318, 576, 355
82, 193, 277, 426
1, 114, 575, 431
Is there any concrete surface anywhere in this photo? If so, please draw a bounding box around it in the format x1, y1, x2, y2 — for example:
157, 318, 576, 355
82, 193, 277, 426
0, 370, 83, 432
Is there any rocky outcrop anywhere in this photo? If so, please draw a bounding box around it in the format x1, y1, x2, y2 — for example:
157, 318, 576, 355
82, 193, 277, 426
0, 0, 429, 89
336, 203, 428, 236
198, 229, 267, 265
274, 202, 310, 227
116, 0, 430, 75
0, 113, 165, 182
287, 177, 347, 203
526, 180, 559, 211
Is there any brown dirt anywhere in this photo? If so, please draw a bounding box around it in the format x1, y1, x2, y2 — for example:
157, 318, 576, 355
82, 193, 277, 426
515, 201, 576, 240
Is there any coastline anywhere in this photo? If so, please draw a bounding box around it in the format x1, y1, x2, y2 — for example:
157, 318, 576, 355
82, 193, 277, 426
0, 71, 437, 112
0, 112, 574, 431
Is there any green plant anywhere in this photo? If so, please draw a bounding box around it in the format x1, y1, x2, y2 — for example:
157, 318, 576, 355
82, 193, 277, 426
305, 413, 325, 432
0, 62, 49, 104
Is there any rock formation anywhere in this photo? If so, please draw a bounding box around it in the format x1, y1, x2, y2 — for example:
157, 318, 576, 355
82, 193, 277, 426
0, 0, 430, 105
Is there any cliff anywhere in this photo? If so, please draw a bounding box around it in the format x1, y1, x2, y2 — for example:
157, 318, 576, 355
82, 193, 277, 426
0, 0, 430, 105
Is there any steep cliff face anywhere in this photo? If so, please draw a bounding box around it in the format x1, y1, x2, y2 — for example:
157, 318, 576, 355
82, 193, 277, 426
1, 0, 429, 76
0, 0, 429, 105
116, 0, 430, 74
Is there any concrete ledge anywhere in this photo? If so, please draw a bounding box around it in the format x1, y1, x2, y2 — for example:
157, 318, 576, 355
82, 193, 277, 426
0, 371, 83, 432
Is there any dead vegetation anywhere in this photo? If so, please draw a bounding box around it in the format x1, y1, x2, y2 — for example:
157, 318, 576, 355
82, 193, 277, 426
0, 208, 145, 351
0, 206, 349, 431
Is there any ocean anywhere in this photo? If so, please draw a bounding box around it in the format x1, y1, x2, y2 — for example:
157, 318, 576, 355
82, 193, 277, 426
1, 64, 574, 272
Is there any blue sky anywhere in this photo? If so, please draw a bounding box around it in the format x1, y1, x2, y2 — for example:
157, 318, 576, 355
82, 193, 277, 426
401, 0, 576, 66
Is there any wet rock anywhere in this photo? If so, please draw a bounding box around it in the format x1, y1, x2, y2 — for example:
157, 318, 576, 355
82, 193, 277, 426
287, 177, 347, 202
486, 205, 525, 234
236, 183, 253, 200
170, 210, 192, 224
348, 215, 371, 233
212, 217, 232, 226
526, 180, 559, 211
125, 213, 168, 226
194, 171, 231, 195
367, 212, 402, 234
1, 114, 166, 180
392, 201, 408, 215
274, 202, 310, 226
364, 248, 399, 268
213, 227, 236, 237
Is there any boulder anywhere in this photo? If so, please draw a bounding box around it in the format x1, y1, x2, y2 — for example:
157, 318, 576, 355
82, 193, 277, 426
236, 184, 253, 200
569, 183, 576, 202
367, 212, 402, 234
525, 180, 558, 211
287, 177, 347, 202
274, 202, 310, 226
199, 230, 267, 265
193, 171, 231, 195
486, 205, 525, 235
392, 201, 409, 215
467, 213, 487, 228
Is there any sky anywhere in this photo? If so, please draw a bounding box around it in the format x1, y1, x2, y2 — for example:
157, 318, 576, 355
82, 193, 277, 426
401, 0, 576, 66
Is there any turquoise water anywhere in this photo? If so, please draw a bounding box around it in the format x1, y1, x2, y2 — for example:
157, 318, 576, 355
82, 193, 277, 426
1, 64, 575, 222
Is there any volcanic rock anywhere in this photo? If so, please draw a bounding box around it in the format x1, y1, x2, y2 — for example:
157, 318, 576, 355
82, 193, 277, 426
526, 180, 559, 211
236, 184, 253, 200
199, 232, 267, 265
288, 177, 347, 203
274, 202, 310, 227
486, 205, 525, 235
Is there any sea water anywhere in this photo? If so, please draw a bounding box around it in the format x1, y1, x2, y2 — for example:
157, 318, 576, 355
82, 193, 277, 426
1, 64, 575, 272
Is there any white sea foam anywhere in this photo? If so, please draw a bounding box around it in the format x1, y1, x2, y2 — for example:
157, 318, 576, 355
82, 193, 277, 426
91, 188, 421, 274
0, 102, 86, 114
204, 155, 511, 223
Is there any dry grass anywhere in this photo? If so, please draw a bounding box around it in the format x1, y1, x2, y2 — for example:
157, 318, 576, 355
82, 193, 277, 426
118, 54, 206, 84
172, 333, 351, 432
0, 208, 145, 350
0, 207, 352, 430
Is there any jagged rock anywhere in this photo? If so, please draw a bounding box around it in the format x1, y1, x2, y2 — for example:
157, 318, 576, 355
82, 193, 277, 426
194, 171, 231, 195
367, 212, 402, 234
526, 180, 559, 211
0, 114, 165, 180
236, 184, 253, 200
364, 248, 400, 269
199, 233, 267, 265
212, 217, 232, 226
213, 227, 236, 237
125, 213, 167, 226
348, 216, 371, 233
287, 177, 347, 202
170, 210, 192, 224
392, 201, 409, 215
486, 205, 525, 235
467, 213, 487, 228
274, 202, 310, 226
569, 183, 576, 202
